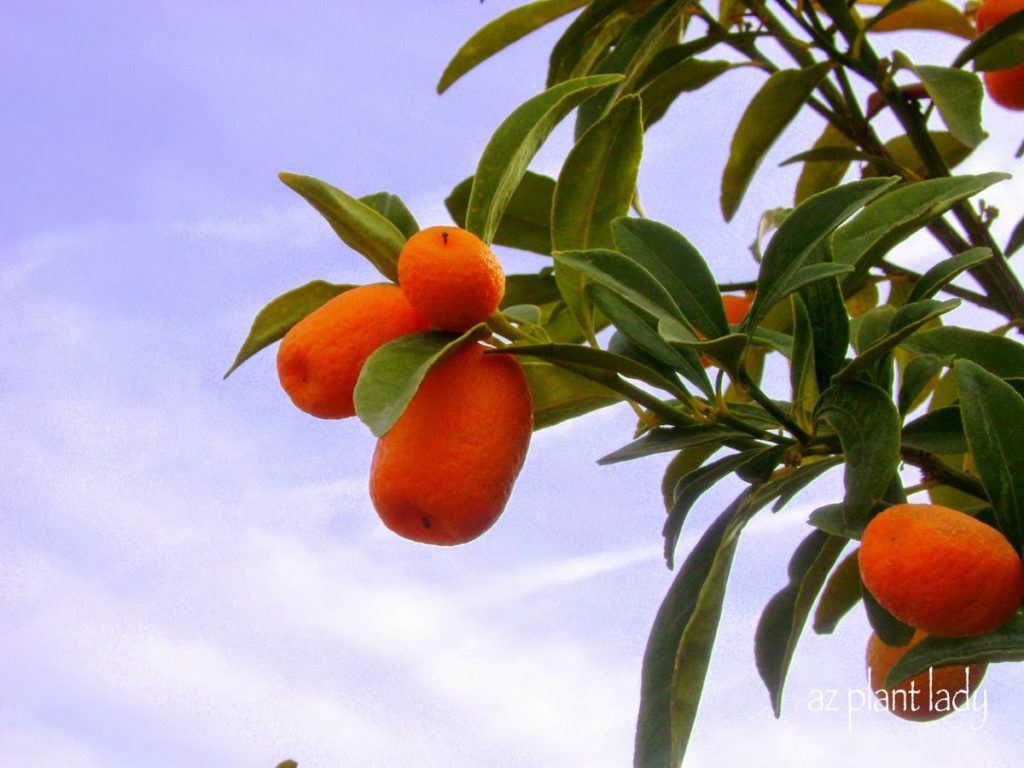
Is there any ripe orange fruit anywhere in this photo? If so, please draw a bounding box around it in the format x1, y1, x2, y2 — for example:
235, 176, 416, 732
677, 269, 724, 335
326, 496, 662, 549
867, 630, 986, 722
976, 0, 1024, 110
369, 342, 533, 545
277, 284, 429, 419
859, 503, 1024, 637
398, 226, 505, 331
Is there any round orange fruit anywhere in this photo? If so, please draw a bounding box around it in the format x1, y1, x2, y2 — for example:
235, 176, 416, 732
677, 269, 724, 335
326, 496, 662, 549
398, 226, 505, 331
867, 630, 986, 722
369, 342, 533, 545
859, 503, 1024, 636
277, 284, 429, 419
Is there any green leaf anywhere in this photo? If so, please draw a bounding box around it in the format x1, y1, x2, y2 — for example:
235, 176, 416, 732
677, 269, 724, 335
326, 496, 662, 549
898, 353, 943, 415
520, 359, 622, 430
747, 177, 897, 330
663, 448, 779, 568
798, 271, 850, 394
955, 359, 1024, 549
437, 0, 588, 93
465, 74, 624, 244
794, 123, 857, 204
868, 0, 975, 39
755, 530, 848, 717
790, 295, 816, 420
813, 549, 862, 634
880, 132, 973, 178
278, 173, 407, 282
953, 9, 1024, 68
900, 327, 1024, 378
502, 342, 688, 397
888, 612, 1024, 686
547, 0, 631, 87
972, 30, 1024, 72
814, 381, 901, 524
832, 299, 959, 384
555, 248, 684, 324
353, 326, 490, 437
590, 284, 713, 397
833, 174, 1008, 288
224, 281, 353, 378
863, 583, 916, 647
661, 444, 718, 512
638, 58, 735, 129
896, 55, 987, 147
906, 247, 992, 304
447, 172, 556, 256
720, 63, 832, 221
635, 488, 769, 768
553, 96, 644, 339
600, 425, 757, 465
901, 405, 966, 454
358, 192, 419, 240
573, 0, 686, 137
275, 761, 299, 768
612, 217, 728, 339
1006, 212, 1024, 257
502, 271, 562, 309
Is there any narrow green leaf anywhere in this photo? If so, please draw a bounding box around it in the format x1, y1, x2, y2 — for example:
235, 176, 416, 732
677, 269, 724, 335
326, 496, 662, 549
520, 359, 622, 430
358, 192, 419, 239
1006, 213, 1024, 256
863, 582, 917, 646
790, 294, 816, 420
764, 456, 844, 513
224, 281, 353, 378
906, 247, 992, 303
600, 425, 756, 465
553, 96, 644, 338
901, 405, 966, 454
661, 445, 718, 512
555, 248, 684, 324
590, 284, 714, 397
833, 174, 1008, 288
548, 0, 630, 87
755, 531, 848, 716
438, 0, 588, 93
813, 549, 862, 634
888, 612, 1024, 686
898, 353, 943, 415
952, 9, 1024, 68
900, 327, 1024, 378
639, 58, 735, 129
720, 63, 832, 221
503, 342, 688, 397
353, 326, 490, 437
612, 217, 728, 338
279, 173, 406, 282
275, 760, 299, 768
794, 123, 857, 204
747, 177, 897, 329
955, 359, 1024, 548
466, 74, 624, 244
782, 146, 873, 166
814, 381, 901, 523
446, 172, 557, 256
899, 56, 988, 147
502, 271, 561, 309
880, 131, 973, 177
798, 271, 850, 394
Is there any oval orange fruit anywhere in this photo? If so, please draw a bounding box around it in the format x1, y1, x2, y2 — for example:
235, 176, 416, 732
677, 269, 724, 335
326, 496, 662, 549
867, 630, 986, 722
398, 226, 505, 331
369, 342, 533, 545
277, 284, 429, 419
859, 503, 1024, 636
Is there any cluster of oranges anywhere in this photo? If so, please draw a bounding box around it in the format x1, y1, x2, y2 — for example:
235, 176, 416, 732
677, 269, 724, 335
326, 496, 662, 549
977, 0, 1024, 110
276, 226, 533, 545
858, 502, 1024, 719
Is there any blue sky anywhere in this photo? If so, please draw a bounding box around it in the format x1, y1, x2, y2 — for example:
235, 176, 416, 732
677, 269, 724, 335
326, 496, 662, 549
3, 2, 1024, 766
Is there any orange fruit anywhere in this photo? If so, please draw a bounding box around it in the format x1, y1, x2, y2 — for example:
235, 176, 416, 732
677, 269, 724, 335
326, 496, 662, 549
277, 284, 429, 419
867, 630, 986, 722
700, 293, 753, 367
859, 503, 1024, 636
398, 226, 505, 331
976, 0, 1024, 110
369, 342, 533, 545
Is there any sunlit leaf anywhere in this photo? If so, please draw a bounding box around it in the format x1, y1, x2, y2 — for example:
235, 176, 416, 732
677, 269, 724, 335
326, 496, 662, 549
895, 54, 987, 147
906, 247, 992, 304
900, 327, 1024, 377
813, 549, 862, 634
465, 74, 624, 244
354, 326, 490, 436
447, 172, 556, 256
868, 0, 974, 39
438, 0, 588, 93
358, 191, 419, 239
520, 359, 622, 429
793, 123, 858, 204
721, 63, 832, 221
224, 281, 353, 378
279, 173, 406, 281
